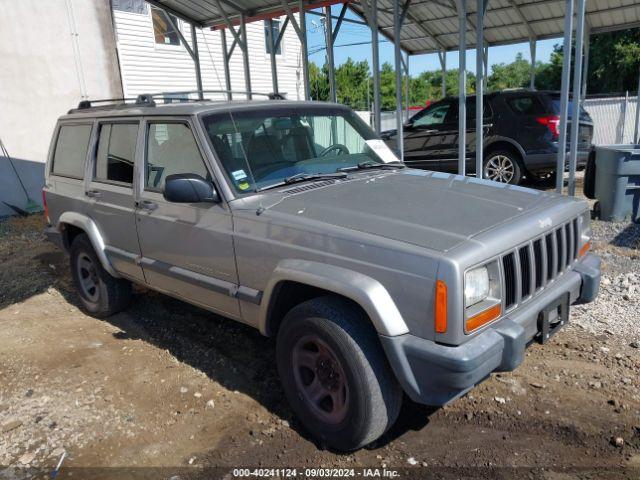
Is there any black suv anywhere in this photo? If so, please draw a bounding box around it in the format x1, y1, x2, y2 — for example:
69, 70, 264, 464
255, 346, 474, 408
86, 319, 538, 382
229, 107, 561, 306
382, 90, 594, 185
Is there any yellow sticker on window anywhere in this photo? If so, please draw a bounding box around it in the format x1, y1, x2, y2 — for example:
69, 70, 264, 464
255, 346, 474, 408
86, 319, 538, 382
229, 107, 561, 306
238, 181, 250, 191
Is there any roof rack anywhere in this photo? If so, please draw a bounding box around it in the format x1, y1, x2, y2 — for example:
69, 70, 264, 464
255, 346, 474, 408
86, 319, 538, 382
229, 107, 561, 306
68, 90, 287, 114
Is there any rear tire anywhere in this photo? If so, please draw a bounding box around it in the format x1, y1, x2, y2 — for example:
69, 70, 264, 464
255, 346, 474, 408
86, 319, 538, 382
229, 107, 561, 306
276, 296, 402, 451
70, 234, 131, 317
483, 150, 523, 185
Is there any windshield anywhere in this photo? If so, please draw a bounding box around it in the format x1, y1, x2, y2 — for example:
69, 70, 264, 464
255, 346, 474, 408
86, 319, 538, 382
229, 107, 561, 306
201, 107, 400, 193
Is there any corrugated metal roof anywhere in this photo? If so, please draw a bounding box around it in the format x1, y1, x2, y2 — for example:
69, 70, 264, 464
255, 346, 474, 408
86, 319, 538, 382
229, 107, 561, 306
148, 0, 640, 54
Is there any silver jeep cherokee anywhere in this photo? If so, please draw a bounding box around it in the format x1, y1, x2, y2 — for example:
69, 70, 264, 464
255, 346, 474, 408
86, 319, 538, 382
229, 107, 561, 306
43, 95, 601, 451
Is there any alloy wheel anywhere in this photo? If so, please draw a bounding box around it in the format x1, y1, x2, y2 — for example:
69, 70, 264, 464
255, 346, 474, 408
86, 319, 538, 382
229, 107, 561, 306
484, 155, 515, 183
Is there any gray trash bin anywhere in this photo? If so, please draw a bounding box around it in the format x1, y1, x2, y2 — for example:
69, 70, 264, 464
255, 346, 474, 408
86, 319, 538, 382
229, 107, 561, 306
594, 145, 640, 222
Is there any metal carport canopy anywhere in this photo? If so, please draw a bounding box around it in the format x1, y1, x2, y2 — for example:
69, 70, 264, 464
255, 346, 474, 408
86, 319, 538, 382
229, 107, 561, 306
147, 0, 640, 52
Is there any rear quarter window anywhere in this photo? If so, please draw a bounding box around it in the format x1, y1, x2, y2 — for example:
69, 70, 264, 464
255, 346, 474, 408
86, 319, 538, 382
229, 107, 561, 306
51, 124, 92, 178
507, 96, 546, 115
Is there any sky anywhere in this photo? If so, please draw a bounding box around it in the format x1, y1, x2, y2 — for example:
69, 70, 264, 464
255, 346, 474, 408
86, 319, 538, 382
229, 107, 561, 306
304, 5, 561, 76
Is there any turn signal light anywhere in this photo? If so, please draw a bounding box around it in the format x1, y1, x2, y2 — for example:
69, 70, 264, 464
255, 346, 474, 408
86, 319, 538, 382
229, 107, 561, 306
434, 280, 447, 333
578, 241, 591, 258
466, 304, 502, 332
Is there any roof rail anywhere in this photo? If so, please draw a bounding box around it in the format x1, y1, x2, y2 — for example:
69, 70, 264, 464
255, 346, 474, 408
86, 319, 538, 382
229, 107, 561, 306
68, 90, 288, 114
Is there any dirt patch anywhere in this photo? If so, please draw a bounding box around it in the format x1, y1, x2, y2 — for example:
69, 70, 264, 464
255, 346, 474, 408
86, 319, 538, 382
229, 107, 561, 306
0, 213, 639, 479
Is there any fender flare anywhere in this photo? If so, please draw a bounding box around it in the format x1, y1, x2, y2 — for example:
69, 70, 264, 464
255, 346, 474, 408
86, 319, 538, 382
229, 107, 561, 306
259, 259, 409, 337
57, 211, 120, 278
484, 136, 527, 161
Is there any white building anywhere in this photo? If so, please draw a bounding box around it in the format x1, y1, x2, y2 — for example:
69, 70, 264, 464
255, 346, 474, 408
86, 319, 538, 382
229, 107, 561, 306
0, 0, 303, 216
112, 0, 304, 100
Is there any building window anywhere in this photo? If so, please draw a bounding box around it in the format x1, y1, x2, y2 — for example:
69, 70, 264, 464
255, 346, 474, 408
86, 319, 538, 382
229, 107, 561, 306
151, 6, 180, 46
113, 0, 147, 14
264, 20, 282, 55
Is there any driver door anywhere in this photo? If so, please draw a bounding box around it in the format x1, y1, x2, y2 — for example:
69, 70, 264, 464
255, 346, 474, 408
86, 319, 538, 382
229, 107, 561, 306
135, 117, 241, 319
403, 100, 455, 170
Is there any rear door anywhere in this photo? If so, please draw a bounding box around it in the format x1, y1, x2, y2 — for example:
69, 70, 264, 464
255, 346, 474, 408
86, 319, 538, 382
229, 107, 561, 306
403, 100, 456, 170
85, 119, 145, 282
134, 116, 241, 319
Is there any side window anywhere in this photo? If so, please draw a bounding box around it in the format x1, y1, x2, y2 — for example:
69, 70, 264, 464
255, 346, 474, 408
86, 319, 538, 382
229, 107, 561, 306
264, 20, 282, 55
51, 124, 92, 178
412, 103, 451, 127
146, 122, 209, 191
94, 123, 138, 185
508, 96, 545, 115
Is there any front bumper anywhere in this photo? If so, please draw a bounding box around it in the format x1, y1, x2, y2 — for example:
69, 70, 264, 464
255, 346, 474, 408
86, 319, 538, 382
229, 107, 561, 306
380, 253, 600, 406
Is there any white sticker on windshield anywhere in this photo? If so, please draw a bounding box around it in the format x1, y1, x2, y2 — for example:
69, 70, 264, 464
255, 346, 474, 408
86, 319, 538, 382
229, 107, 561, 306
365, 139, 400, 163
231, 169, 248, 181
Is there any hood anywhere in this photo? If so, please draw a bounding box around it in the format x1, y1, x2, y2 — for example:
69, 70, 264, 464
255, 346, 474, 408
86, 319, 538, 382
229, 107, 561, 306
261, 169, 567, 252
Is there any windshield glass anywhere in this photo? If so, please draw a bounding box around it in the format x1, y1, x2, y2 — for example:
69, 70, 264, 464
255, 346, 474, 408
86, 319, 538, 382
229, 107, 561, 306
201, 107, 399, 193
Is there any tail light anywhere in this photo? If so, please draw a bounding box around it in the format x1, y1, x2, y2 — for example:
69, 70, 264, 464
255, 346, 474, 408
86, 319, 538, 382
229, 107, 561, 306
42, 189, 50, 224
536, 115, 560, 139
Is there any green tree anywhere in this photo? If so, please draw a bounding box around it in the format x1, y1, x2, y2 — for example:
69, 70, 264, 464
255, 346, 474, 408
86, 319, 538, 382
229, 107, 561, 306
487, 52, 532, 91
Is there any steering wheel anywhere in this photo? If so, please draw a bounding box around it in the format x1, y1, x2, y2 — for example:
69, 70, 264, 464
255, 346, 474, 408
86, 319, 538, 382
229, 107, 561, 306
319, 144, 350, 157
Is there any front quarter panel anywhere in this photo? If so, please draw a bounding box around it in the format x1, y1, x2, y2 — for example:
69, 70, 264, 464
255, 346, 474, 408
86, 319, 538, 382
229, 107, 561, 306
231, 207, 441, 340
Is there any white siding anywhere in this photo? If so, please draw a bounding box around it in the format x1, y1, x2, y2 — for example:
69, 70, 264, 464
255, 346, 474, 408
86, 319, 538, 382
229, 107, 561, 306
113, 7, 303, 100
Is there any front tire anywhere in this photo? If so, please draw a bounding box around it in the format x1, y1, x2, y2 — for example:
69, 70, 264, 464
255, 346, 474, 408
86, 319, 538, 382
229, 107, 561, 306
276, 296, 402, 451
483, 150, 523, 185
70, 234, 131, 317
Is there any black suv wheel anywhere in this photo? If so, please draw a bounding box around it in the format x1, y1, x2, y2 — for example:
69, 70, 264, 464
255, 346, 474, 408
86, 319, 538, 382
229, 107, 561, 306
276, 296, 402, 451
483, 150, 523, 184
70, 234, 132, 317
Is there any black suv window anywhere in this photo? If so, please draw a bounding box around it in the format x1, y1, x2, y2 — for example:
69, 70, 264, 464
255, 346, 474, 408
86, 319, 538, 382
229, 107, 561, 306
51, 124, 92, 178
412, 102, 452, 127
94, 123, 138, 185
507, 96, 546, 115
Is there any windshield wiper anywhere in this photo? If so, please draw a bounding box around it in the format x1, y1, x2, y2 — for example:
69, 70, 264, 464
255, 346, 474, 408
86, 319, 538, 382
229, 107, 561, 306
338, 160, 405, 172
258, 172, 348, 191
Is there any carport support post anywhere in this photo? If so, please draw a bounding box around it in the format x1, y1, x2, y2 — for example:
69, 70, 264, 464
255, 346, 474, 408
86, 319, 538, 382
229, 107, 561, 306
634, 68, 640, 144
483, 44, 488, 90
324, 6, 337, 103
439, 50, 446, 98
299, 0, 310, 100
362, 0, 382, 133
529, 38, 536, 89
456, 0, 467, 176
581, 26, 590, 101
191, 25, 203, 100
555, 0, 574, 193
240, 14, 252, 99
405, 53, 410, 121
268, 20, 279, 94
476, 0, 487, 178
220, 29, 232, 100
394, 0, 404, 160
568, 0, 586, 197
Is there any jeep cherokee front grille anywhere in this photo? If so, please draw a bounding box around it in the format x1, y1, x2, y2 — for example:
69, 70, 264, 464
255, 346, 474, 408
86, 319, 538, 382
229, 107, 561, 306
502, 218, 579, 311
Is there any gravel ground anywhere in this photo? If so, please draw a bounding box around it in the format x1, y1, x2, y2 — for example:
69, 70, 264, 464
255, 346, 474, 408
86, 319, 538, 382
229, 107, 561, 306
0, 200, 639, 480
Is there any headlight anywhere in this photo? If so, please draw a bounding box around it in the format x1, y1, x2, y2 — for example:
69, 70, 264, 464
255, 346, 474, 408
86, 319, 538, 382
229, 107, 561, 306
464, 261, 502, 333
464, 267, 489, 307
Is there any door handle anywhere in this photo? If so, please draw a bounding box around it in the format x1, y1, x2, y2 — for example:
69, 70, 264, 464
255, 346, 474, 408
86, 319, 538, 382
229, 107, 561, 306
483, 123, 493, 128
138, 200, 158, 211
86, 190, 101, 198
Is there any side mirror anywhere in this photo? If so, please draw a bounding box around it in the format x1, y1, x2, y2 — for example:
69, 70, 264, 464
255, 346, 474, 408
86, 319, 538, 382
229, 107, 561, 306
163, 173, 220, 203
